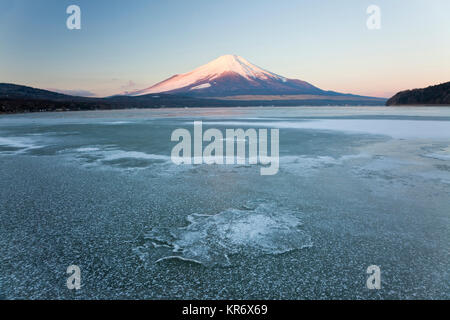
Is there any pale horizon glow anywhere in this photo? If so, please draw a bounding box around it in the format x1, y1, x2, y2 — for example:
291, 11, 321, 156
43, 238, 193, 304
0, 0, 449, 98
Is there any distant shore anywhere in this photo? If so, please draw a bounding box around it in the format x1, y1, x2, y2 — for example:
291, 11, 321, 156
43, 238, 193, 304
386, 82, 450, 106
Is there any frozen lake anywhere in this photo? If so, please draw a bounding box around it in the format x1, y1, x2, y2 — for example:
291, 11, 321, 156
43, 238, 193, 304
0, 106, 449, 299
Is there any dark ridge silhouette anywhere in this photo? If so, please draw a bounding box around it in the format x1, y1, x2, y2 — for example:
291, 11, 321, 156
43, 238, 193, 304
0, 83, 386, 114
386, 82, 450, 106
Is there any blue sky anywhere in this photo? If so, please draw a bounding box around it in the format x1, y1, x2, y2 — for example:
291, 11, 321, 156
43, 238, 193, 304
0, 0, 449, 97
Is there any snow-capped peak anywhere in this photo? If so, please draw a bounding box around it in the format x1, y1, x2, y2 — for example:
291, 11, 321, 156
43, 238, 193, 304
130, 54, 287, 96
194, 54, 286, 81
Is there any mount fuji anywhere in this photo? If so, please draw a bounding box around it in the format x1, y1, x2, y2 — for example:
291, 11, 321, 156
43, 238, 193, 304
0, 55, 386, 114
128, 55, 346, 98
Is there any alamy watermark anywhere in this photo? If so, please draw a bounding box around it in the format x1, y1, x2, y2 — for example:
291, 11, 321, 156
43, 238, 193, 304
66, 5, 81, 30
66, 265, 81, 290
366, 265, 381, 289
171, 121, 279, 175
366, 5, 381, 30
66, 5, 380, 31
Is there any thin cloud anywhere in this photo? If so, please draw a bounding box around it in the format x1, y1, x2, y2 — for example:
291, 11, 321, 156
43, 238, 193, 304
120, 80, 138, 90
119, 80, 140, 95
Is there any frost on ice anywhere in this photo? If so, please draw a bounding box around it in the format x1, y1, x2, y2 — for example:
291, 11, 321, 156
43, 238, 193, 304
134, 201, 312, 267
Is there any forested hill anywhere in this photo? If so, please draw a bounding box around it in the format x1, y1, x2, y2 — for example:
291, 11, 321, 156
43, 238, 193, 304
386, 82, 450, 106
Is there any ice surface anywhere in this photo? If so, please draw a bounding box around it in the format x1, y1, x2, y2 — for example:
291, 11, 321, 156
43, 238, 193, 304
136, 201, 312, 267
422, 146, 450, 161
0, 136, 35, 149
202, 119, 450, 140
62, 145, 171, 168
0, 136, 44, 154
1, 107, 449, 299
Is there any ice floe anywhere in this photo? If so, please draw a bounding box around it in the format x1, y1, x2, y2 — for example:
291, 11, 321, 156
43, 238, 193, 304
134, 201, 312, 267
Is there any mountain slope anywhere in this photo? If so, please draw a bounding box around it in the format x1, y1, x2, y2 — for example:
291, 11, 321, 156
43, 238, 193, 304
0, 83, 77, 101
386, 82, 450, 105
130, 54, 331, 97
0, 83, 226, 113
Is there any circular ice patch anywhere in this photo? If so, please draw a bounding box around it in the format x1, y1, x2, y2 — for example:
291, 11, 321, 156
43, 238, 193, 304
135, 201, 312, 267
